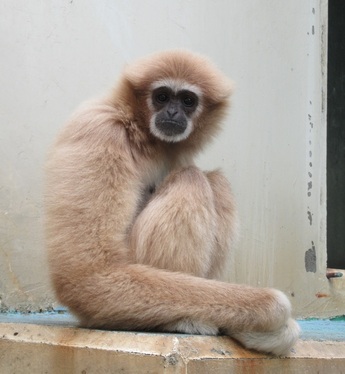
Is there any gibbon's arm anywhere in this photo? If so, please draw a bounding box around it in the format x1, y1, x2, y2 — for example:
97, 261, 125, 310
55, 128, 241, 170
45, 100, 142, 269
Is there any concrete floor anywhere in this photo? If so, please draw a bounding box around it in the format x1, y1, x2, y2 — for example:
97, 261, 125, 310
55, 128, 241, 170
0, 314, 345, 373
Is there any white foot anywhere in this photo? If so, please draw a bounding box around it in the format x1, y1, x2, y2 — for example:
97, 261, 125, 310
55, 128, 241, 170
232, 318, 300, 356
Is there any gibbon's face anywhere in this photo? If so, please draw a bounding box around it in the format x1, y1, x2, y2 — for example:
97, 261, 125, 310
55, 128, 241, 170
148, 79, 202, 143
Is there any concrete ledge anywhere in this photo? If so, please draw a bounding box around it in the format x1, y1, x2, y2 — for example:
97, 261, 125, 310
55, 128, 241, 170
1, 322, 345, 373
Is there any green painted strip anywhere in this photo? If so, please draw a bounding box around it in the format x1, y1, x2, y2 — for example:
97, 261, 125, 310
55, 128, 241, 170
298, 319, 345, 342
0, 311, 78, 326
1, 312, 345, 342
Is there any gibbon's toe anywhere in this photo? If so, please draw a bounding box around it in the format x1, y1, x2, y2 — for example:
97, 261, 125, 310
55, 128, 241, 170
232, 318, 300, 356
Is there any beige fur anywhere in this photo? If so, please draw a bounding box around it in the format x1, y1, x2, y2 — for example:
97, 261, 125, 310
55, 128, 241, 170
45, 50, 299, 356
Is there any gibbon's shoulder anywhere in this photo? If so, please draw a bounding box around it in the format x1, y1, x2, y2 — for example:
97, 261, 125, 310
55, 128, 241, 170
52, 98, 134, 149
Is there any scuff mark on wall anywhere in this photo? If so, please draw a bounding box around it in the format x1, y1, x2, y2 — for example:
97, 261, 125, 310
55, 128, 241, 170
305, 241, 317, 272
307, 111, 313, 198
307, 210, 313, 225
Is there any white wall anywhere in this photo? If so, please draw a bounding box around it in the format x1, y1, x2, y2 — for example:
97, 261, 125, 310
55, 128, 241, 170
1, 0, 341, 317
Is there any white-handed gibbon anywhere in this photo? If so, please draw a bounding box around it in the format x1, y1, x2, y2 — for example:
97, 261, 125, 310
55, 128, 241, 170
45, 50, 299, 355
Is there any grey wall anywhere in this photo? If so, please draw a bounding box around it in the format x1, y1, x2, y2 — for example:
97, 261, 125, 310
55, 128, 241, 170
1, 0, 341, 318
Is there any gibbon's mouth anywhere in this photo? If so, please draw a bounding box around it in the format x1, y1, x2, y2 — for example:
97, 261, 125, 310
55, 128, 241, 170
156, 120, 187, 136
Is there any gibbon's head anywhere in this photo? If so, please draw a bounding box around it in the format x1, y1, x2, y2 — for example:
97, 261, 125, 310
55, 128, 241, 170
119, 50, 232, 150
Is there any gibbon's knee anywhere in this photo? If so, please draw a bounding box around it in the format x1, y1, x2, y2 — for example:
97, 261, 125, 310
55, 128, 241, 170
130, 166, 217, 277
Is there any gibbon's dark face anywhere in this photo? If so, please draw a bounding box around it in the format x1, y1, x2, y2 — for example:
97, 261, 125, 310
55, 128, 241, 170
148, 79, 202, 143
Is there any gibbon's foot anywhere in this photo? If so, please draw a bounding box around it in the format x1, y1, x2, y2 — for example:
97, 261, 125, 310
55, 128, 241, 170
232, 318, 300, 356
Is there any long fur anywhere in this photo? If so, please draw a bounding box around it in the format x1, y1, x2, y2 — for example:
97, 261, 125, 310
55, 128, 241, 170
45, 50, 299, 356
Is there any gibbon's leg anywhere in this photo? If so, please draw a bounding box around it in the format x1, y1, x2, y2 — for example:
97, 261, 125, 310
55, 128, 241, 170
129, 166, 237, 334
130, 166, 218, 278
130, 166, 233, 278
130, 167, 237, 279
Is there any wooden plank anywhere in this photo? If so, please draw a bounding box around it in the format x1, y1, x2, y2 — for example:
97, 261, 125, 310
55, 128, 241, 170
1, 322, 345, 374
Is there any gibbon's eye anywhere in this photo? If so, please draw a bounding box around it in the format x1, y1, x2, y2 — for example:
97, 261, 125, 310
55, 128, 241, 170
182, 96, 195, 107
156, 93, 169, 103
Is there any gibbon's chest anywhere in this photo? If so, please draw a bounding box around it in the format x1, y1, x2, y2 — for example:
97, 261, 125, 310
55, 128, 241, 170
138, 151, 194, 195
132, 157, 167, 213
139, 156, 169, 194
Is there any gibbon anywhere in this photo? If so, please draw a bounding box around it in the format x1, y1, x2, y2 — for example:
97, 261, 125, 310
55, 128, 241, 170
45, 50, 299, 355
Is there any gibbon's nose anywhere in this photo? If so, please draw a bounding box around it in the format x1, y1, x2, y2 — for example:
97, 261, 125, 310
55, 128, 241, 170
167, 109, 178, 118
